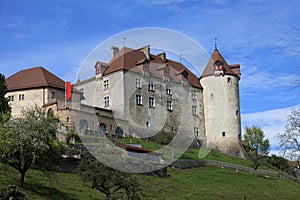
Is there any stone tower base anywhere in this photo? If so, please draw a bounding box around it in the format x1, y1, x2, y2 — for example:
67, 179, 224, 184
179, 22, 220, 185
209, 137, 246, 159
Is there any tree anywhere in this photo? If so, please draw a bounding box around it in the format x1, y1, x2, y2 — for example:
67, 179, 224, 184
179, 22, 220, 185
276, 108, 300, 161
78, 150, 144, 200
0, 105, 61, 187
0, 73, 11, 121
244, 125, 270, 170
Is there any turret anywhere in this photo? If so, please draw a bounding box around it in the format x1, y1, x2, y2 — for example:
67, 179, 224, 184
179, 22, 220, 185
200, 47, 245, 158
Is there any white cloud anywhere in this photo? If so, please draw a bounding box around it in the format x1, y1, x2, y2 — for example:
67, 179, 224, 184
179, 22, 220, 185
240, 67, 298, 90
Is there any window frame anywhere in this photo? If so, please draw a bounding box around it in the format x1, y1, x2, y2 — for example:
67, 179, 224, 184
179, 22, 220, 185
136, 94, 142, 105
194, 127, 199, 137
166, 85, 171, 95
149, 97, 155, 108
19, 94, 24, 101
136, 78, 141, 89
192, 105, 198, 115
103, 80, 109, 90
192, 90, 197, 100
148, 81, 155, 91
104, 96, 110, 107
167, 100, 173, 111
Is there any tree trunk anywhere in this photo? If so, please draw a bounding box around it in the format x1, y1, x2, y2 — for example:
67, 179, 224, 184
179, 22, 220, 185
20, 171, 25, 187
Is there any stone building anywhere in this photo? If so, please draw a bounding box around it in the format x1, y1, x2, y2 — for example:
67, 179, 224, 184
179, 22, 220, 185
5, 45, 245, 158
74, 45, 245, 158
5, 66, 119, 142
5, 67, 74, 140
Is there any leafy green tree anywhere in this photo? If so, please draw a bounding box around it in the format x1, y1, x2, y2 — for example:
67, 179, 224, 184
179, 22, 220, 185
0, 73, 11, 121
276, 108, 300, 161
0, 105, 61, 187
78, 150, 144, 200
244, 125, 270, 170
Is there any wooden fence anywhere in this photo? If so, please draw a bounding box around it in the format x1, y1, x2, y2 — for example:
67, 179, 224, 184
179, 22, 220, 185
170, 159, 300, 184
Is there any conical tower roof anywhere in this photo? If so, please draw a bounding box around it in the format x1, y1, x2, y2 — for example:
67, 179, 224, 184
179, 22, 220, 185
201, 48, 240, 78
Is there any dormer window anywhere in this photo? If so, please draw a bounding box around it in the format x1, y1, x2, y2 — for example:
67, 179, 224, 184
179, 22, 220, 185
182, 70, 188, 80
214, 60, 224, 76
214, 60, 223, 70
95, 61, 108, 76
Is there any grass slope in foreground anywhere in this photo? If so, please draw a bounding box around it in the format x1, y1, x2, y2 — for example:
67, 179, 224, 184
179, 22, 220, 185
1, 163, 299, 200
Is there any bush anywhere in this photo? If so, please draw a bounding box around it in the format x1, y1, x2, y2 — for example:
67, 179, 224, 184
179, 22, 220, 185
0, 185, 26, 200
267, 154, 289, 172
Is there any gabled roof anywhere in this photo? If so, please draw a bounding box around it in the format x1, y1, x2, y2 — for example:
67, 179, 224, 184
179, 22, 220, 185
201, 49, 240, 78
6, 66, 65, 91
101, 46, 202, 88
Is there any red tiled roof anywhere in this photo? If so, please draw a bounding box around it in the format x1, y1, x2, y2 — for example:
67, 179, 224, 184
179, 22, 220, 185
6, 66, 65, 91
102, 47, 201, 88
116, 143, 161, 155
201, 49, 240, 78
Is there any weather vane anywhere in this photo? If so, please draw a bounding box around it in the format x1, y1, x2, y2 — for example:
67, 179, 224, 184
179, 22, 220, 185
123, 37, 126, 47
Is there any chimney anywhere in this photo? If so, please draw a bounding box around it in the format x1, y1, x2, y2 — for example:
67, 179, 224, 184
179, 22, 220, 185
139, 45, 150, 61
111, 46, 119, 58
158, 52, 167, 62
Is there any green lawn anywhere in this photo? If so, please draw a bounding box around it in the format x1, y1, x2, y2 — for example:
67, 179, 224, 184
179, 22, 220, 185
1, 163, 299, 200
138, 167, 300, 200
0, 163, 103, 200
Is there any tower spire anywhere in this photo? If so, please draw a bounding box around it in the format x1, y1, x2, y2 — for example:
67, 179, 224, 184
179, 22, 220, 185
214, 37, 217, 50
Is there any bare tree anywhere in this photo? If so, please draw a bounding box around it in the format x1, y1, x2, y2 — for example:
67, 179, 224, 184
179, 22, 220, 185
276, 108, 300, 161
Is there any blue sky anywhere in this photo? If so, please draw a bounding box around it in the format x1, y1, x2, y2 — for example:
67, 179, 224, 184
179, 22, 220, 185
1, 0, 300, 153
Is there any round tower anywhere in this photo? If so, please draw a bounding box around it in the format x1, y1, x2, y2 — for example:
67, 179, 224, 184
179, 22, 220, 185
200, 48, 245, 158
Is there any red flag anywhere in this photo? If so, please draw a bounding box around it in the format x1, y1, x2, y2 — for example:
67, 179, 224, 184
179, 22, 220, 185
66, 82, 72, 101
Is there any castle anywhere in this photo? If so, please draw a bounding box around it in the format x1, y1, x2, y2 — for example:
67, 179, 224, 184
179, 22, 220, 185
5, 45, 245, 158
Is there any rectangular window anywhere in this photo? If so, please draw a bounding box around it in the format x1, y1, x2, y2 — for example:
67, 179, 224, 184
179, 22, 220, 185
194, 127, 199, 137
51, 91, 56, 100
11, 95, 14, 101
167, 100, 173, 111
79, 88, 84, 94
103, 80, 109, 90
166, 85, 171, 95
104, 96, 110, 107
136, 94, 142, 105
136, 78, 141, 88
192, 90, 197, 100
8, 95, 14, 101
19, 94, 24, 101
148, 81, 154, 91
149, 97, 155, 107
192, 106, 198, 115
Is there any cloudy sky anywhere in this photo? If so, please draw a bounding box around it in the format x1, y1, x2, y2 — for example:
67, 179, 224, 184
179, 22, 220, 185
1, 0, 300, 153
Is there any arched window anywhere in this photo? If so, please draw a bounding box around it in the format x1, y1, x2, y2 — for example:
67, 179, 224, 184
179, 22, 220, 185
115, 127, 123, 138
79, 119, 88, 135
99, 123, 106, 135
47, 108, 54, 118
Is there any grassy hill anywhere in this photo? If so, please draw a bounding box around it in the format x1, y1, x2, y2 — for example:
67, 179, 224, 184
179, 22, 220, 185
1, 162, 299, 200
